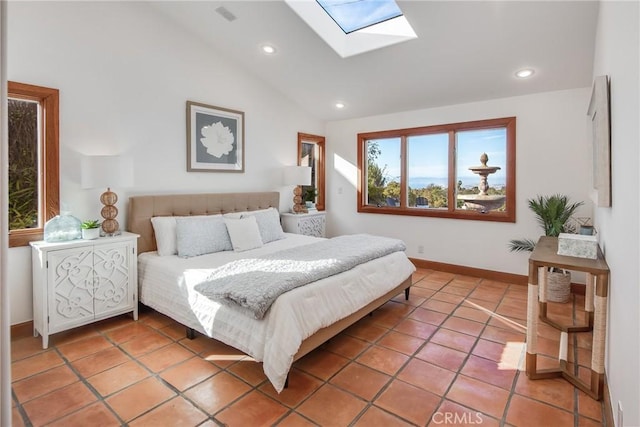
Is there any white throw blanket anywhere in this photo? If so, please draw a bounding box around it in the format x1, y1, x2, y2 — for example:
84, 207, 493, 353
195, 234, 407, 319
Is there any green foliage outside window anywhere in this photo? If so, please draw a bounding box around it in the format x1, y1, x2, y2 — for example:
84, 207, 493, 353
366, 141, 388, 206
8, 99, 39, 230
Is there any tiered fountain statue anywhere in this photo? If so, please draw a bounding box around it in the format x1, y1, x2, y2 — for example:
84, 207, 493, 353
457, 153, 506, 212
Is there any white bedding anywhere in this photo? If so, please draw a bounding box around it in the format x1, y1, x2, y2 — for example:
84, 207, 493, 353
138, 233, 415, 392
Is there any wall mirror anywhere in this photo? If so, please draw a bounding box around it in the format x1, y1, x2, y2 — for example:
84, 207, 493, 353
298, 132, 325, 211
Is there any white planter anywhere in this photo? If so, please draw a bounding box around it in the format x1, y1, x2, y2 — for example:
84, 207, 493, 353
81, 228, 100, 240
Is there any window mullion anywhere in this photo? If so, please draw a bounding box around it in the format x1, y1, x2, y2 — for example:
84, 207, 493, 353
447, 130, 456, 213
400, 135, 407, 207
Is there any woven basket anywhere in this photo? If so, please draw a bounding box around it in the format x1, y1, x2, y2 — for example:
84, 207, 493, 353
547, 269, 571, 303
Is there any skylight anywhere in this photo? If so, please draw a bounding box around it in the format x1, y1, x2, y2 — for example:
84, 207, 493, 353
285, 0, 417, 58
316, 0, 403, 34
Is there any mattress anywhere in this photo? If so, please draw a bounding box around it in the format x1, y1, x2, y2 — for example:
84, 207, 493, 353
138, 233, 415, 392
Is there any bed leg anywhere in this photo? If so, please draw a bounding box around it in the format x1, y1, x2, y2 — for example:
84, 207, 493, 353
284, 374, 289, 389
405, 287, 410, 300
186, 327, 196, 340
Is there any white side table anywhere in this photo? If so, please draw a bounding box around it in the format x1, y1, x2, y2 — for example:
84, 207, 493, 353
30, 231, 139, 348
281, 211, 326, 237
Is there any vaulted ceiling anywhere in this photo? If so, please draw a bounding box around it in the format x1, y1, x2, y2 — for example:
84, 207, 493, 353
149, 1, 599, 121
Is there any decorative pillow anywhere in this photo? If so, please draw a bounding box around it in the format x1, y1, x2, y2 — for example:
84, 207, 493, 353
224, 216, 264, 252
150, 216, 180, 256
175, 215, 232, 258
241, 207, 285, 244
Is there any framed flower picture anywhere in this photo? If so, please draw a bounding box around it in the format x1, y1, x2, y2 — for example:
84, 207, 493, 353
186, 101, 245, 172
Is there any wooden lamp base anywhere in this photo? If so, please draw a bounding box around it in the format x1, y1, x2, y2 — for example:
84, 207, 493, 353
292, 185, 308, 214
100, 188, 121, 236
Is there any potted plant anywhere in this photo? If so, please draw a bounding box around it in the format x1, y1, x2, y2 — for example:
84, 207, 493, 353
81, 219, 101, 240
509, 194, 583, 302
303, 187, 317, 209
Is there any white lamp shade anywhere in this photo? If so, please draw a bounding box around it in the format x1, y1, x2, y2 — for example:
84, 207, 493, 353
81, 155, 134, 189
283, 165, 312, 186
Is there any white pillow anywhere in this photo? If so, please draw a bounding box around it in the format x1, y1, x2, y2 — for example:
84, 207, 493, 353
223, 207, 272, 219
224, 216, 263, 252
151, 214, 213, 256
175, 215, 232, 258
241, 207, 285, 244
150, 216, 180, 256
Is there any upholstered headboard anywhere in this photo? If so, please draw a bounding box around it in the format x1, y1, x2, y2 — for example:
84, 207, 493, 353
127, 192, 280, 254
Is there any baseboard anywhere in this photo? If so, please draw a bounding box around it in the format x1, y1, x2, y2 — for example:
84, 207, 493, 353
409, 257, 527, 285
10, 321, 33, 340
409, 258, 591, 293
603, 374, 615, 427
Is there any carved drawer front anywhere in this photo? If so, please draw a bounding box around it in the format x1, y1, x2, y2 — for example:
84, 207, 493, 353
94, 243, 132, 316
299, 216, 325, 237
47, 247, 95, 331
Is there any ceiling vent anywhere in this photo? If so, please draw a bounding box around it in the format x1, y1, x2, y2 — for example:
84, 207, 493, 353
215, 6, 237, 22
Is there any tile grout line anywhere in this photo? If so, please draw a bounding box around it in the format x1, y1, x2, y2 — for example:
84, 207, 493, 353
11, 388, 32, 427
499, 282, 530, 427
426, 275, 510, 426
121, 320, 244, 425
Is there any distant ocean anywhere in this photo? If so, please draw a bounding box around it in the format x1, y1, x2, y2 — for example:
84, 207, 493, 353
406, 176, 506, 189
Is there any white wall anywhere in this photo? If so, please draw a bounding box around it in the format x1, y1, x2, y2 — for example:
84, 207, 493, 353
6, 1, 324, 324
591, 1, 640, 425
326, 88, 593, 276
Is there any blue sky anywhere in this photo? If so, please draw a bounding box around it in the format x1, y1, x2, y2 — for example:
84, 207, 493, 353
316, 0, 402, 33
371, 128, 507, 187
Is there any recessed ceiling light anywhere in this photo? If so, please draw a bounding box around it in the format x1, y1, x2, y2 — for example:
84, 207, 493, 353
515, 68, 535, 78
261, 44, 276, 55
335, 102, 345, 109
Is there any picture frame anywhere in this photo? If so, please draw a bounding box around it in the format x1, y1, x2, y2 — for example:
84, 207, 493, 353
186, 101, 245, 172
586, 75, 611, 207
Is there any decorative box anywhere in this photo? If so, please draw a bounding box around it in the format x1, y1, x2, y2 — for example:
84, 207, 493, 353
557, 233, 598, 259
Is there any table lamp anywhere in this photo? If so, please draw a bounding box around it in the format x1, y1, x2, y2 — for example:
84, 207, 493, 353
283, 165, 312, 213
81, 155, 133, 236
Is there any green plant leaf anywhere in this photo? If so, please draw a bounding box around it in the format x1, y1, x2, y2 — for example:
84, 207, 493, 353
509, 194, 583, 252
81, 220, 101, 229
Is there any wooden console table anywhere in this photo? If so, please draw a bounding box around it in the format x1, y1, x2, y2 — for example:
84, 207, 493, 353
526, 236, 609, 400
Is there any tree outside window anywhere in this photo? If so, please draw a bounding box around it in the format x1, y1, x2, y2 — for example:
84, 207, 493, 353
8, 98, 39, 230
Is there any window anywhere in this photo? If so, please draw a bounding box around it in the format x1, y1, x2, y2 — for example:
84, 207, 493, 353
8, 82, 59, 247
358, 117, 515, 222
298, 132, 325, 211
316, 0, 403, 34
285, 0, 416, 58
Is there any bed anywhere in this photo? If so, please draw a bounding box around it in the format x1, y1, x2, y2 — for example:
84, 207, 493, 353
127, 191, 415, 392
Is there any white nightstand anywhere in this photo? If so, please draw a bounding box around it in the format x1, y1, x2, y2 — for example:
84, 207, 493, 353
281, 211, 326, 238
30, 231, 139, 349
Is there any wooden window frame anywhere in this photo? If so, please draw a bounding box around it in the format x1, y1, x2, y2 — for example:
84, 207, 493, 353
297, 132, 326, 211
8, 81, 59, 247
357, 117, 516, 222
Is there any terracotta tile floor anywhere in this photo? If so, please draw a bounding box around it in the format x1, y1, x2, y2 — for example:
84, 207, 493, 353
11, 269, 606, 426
